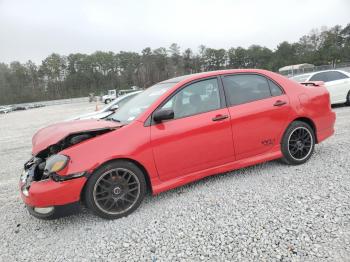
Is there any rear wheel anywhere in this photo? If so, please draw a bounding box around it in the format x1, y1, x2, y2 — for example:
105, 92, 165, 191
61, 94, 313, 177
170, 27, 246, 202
84, 160, 146, 219
280, 121, 315, 165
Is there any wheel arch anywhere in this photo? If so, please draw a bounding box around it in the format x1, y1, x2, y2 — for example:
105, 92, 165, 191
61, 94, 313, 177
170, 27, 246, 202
289, 117, 318, 143
80, 157, 153, 203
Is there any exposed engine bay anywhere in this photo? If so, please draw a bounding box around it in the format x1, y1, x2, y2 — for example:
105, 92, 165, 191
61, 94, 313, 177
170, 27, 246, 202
24, 128, 114, 183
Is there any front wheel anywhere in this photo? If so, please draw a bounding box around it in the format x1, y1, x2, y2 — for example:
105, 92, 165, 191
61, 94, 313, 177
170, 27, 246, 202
104, 99, 111, 104
280, 121, 315, 165
84, 160, 146, 219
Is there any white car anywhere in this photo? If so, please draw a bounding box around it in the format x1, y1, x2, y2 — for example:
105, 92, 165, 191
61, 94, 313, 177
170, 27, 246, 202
101, 88, 140, 104
290, 70, 350, 105
0, 106, 13, 114
69, 91, 142, 120
101, 90, 117, 104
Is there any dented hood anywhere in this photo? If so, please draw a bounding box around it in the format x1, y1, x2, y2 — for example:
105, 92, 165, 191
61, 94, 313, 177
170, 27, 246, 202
32, 119, 122, 155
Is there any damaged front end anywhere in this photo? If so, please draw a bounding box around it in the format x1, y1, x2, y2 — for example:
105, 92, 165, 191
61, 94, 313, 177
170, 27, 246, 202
22, 128, 113, 185
20, 125, 119, 219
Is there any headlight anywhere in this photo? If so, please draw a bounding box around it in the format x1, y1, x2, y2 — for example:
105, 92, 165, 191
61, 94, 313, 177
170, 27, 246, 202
45, 154, 69, 174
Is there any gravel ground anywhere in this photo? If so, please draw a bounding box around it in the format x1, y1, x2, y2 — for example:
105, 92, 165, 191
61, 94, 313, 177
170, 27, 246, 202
0, 102, 349, 262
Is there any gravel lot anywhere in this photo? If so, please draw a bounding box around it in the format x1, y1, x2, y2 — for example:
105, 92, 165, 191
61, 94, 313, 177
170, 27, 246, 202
0, 102, 349, 261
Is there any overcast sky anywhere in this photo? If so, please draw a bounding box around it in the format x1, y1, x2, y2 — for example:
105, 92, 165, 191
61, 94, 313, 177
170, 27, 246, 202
0, 0, 349, 64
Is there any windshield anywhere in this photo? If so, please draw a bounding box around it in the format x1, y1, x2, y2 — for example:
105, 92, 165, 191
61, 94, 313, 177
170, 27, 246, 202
108, 82, 174, 123
290, 74, 311, 82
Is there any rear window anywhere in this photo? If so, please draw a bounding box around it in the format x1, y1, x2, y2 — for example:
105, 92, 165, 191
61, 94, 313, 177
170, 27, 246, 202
325, 71, 349, 82
308, 71, 349, 82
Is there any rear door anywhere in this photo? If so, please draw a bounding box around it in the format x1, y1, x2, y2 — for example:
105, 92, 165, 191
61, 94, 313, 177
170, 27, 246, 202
150, 77, 235, 181
221, 74, 292, 160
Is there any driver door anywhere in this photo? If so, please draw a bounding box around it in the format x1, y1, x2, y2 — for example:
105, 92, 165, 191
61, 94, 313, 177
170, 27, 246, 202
150, 78, 235, 181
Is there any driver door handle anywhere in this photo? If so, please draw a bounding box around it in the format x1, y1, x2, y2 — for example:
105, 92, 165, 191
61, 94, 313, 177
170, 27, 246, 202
212, 114, 229, 121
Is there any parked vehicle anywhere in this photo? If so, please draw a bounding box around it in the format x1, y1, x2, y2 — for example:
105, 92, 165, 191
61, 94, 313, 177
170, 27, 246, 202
101, 87, 140, 104
290, 70, 350, 105
20, 69, 335, 220
117, 87, 139, 97
0, 106, 13, 114
68, 91, 142, 121
101, 90, 117, 104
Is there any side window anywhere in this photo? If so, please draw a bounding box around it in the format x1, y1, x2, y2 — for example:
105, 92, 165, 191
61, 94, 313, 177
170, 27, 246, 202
160, 78, 220, 119
268, 79, 283, 96
326, 71, 349, 82
222, 74, 271, 106
309, 73, 328, 82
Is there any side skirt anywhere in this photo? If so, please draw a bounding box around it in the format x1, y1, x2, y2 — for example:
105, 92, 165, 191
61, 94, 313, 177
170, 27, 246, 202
151, 145, 282, 195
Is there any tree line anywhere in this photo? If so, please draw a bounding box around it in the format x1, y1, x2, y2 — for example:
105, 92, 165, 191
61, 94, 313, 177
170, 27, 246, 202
0, 23, 349, 105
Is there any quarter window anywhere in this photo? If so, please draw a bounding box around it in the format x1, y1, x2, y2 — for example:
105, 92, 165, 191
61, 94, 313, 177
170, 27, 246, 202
268, 79, 283, 96
222, 74, 272, 106
160, 78, 221, 119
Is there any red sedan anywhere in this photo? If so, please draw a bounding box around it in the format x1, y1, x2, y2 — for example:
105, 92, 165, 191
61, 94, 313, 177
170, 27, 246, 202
19, 69, 336, 219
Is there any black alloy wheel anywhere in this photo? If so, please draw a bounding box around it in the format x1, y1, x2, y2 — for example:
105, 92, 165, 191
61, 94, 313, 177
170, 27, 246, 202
93, 168, 140, 215
84, 160, 146, 219
287, 127, 313, 161
280, 121, 315, 165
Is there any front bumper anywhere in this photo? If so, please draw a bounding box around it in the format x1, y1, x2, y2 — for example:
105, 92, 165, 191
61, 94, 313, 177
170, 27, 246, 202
19, 165, 87, 219
26, 201, 81, 220
19, 176, 86, 219
19, 176, 86, 207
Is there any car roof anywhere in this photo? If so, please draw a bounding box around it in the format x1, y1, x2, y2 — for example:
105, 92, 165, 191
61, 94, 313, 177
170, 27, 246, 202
292, 69, 350, 79
160, 69, 276, 84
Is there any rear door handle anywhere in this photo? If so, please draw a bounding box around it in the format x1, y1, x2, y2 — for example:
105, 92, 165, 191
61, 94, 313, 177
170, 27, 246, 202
212, 114, 229, 121
273, 100, 287, 107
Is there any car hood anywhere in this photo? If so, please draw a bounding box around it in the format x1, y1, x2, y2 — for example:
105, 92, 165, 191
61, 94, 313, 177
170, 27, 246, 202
32, 119, 122, 155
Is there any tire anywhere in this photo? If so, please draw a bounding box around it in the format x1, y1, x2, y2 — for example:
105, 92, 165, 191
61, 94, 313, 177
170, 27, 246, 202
84, 160, 146, 219
105, 99, 111, 104
280, 121, 315, 165
346, 91, 350, 106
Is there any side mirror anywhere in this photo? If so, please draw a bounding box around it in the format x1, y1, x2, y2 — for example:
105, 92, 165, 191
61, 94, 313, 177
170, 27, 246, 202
153, 109, 174, 122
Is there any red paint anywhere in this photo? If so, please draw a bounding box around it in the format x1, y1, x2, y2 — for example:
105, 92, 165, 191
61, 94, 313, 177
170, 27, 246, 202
150, 107, 235, 181
21, 69, 336, 207
32, 119, 122, 155
19, 177, 86, 207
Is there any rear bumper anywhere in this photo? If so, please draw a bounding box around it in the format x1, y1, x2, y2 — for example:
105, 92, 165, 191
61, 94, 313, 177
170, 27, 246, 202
317, 127, 334, 143
317, 111, 336, 143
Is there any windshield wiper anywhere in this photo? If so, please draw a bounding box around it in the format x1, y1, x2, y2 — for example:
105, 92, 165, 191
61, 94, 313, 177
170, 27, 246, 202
105, 118, 121, 123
